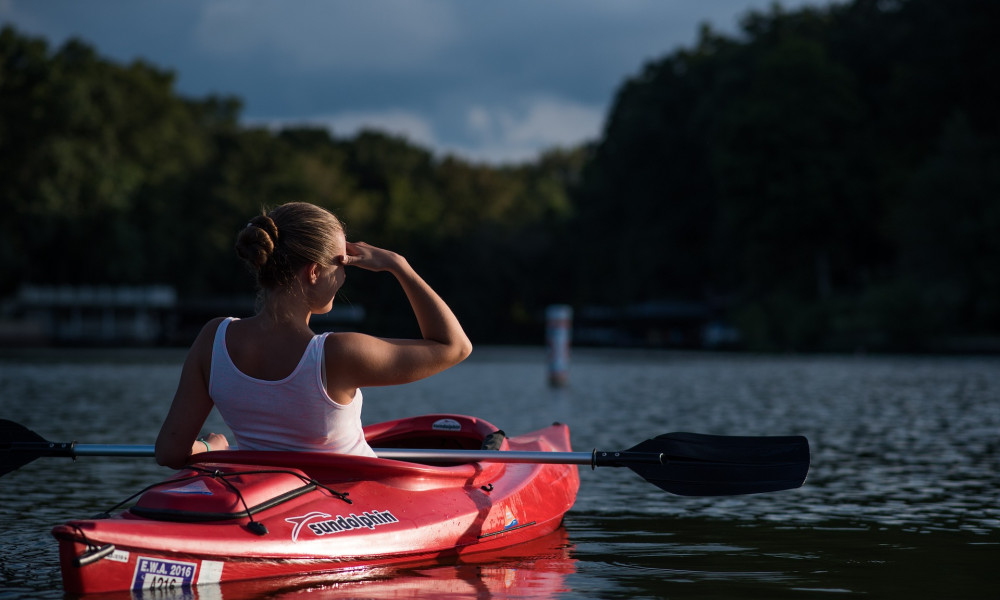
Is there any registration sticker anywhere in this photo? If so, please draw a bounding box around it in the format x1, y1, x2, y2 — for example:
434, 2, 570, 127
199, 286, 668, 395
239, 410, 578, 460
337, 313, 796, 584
197, 560, 224, 585
131, 556, 198, 591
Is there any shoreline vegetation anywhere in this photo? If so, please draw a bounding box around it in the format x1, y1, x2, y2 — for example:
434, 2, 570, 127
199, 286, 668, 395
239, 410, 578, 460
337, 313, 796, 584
2, 0, 997, 353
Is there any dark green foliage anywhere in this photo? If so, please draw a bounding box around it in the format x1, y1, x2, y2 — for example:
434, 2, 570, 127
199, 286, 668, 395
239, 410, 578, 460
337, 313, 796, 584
572, 0, 999, 351
1, 0, 997, 351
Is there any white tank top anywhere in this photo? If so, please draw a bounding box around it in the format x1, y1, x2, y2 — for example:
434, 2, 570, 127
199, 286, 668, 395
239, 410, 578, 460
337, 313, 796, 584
208, 317, 376, 457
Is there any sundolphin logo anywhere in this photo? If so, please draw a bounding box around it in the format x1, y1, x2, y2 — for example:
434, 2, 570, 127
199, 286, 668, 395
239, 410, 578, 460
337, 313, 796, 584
285, 511, 331, 542
285, 510, 399, 541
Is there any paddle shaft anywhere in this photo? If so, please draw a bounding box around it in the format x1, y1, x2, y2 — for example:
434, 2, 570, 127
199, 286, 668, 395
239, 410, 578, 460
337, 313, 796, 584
2, 419, 809, 495
9, 441, 664, 467
379, 448, 665, 467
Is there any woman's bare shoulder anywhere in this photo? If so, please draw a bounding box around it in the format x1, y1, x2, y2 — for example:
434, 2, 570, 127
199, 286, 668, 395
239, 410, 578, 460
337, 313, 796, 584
187, 317, 228, 361
193, 317, 228, 343
322, 330, 373, 357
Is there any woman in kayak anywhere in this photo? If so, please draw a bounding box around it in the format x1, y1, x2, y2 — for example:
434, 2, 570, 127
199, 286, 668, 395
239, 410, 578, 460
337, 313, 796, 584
155, 202, 473, 469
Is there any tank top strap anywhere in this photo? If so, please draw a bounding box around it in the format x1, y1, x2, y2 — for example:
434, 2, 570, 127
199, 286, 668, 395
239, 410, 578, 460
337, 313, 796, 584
311, 331, 331, 389
209, 317, 237, 394
213, 317, 236, 351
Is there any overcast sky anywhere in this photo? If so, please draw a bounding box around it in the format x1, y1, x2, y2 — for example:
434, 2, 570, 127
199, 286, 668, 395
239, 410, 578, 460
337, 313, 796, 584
2, 0, 836, 164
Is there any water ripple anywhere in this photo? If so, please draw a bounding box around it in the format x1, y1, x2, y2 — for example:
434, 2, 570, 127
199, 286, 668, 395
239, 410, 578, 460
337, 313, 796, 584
2, 350, 998, 598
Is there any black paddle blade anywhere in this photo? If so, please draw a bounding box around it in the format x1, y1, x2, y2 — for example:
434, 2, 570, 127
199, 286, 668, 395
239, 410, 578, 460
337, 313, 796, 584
0, 419, 51, 476
626, 432, 810, 496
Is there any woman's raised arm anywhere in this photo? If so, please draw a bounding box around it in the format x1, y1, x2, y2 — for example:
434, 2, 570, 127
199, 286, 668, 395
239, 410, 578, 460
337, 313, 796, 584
327, 242, 472, 389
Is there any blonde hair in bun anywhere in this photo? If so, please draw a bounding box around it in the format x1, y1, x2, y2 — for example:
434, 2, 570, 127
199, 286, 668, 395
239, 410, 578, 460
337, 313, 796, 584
235, 203, 344, 291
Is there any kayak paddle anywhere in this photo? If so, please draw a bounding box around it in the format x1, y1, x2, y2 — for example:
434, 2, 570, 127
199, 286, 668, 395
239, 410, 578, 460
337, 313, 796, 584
0, 419, 809, 496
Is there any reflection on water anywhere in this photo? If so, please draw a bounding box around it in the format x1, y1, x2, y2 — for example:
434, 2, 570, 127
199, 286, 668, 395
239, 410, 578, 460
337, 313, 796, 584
1, 348, 998, 598
567, 514, 998, 598
85, 528, 575, 600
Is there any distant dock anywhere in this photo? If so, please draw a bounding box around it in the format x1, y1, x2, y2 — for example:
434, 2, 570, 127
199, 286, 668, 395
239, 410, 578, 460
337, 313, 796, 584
0, 285, 364, 347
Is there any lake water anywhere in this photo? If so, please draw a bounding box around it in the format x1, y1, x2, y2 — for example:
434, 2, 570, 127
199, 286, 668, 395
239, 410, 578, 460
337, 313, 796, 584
1, 347, 997, 598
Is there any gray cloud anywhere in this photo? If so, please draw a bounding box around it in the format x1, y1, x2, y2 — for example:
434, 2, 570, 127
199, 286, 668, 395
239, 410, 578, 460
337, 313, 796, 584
1, 0, 839, 163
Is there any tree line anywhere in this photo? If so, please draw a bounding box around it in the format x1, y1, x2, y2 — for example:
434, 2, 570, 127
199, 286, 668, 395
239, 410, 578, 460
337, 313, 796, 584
574, 0, 999, 351
1, 0, 998, 351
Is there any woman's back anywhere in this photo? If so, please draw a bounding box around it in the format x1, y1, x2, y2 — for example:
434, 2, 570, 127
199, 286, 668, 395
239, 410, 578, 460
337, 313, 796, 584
223, 317, 315, 382
208, 318, 375, 456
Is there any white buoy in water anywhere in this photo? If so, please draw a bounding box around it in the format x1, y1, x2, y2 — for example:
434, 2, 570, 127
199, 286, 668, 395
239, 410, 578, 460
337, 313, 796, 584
545, 304, 573, 387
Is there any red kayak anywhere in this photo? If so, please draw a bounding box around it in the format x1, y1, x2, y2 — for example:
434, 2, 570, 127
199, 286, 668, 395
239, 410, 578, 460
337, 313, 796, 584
51, 414, 580, 595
